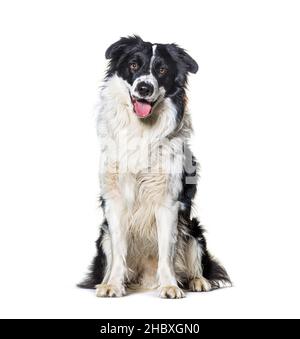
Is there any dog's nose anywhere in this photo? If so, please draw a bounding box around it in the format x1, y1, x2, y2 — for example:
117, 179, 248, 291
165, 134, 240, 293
137, 82, 154, 97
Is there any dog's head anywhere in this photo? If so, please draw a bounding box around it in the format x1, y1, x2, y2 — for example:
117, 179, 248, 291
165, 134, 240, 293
105, 36, 198, 119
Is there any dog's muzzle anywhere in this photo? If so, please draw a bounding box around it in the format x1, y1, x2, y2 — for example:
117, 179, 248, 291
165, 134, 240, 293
131, 76, 160, 118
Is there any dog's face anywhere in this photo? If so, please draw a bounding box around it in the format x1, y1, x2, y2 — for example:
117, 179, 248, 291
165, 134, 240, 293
105, 36, 198, 119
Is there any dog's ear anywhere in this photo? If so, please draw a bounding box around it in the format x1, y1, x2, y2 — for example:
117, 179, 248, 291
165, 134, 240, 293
105, 35, 143, 60
166, 44, 198, 74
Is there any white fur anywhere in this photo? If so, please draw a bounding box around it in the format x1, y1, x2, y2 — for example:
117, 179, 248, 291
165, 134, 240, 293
149, 44, 157, 71
131, 74, 160, 103
104, 197, 127, 287
155, 197, 179, 286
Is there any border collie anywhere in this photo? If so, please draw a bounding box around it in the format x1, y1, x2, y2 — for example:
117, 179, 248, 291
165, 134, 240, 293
79, 36, 231, 298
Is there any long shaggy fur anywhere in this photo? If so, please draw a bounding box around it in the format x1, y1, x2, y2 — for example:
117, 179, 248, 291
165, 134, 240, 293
79, 36, 231, 297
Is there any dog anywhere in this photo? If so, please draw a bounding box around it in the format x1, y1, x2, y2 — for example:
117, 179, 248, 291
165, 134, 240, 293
79, 36, 231, 298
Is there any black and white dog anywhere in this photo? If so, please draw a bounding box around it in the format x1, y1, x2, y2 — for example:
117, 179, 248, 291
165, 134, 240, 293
79, 36, 231, 298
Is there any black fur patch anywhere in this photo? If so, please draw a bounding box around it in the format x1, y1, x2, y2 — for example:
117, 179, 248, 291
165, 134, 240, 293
77, 220, 108, 289
178, 146, 198, 218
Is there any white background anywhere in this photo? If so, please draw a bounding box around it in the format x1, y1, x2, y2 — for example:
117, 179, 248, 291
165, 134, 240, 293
0, 0, 300, 319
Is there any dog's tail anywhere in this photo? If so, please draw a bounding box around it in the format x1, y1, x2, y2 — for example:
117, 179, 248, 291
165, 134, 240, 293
202, 250, 232, 290
77, 254, 103, 289
77, 226, 108, 289
188, 217, 232, 289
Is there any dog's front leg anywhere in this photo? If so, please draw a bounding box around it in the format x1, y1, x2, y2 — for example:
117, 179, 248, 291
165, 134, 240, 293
96, 197, 127, 297
155, 198, 185, 299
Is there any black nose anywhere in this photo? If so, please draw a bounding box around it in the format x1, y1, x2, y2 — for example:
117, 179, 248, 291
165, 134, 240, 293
137, 82, 154, 97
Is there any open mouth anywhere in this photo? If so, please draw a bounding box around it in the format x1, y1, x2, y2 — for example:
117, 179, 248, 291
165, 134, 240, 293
131, 96, 156, 118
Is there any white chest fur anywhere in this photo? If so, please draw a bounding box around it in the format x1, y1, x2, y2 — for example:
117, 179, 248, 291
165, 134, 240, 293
97, 76, 192, 260
97, 75, 186, 202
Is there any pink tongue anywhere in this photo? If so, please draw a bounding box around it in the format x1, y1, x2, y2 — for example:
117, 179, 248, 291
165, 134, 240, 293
133, 101, 152, 118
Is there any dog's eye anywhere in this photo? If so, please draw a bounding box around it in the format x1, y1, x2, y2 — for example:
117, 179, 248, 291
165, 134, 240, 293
159, 67, 168, 75
129, 62, 139, 72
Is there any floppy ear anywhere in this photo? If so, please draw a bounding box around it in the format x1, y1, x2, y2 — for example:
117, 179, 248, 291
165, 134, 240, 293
166, 44, 199, 74
182, 51, 198, 74
105, 36, 143, 60
105, 39, 127, 60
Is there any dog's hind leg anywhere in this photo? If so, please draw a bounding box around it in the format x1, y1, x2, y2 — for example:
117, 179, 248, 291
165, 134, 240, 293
184, 237, 212, 292
176, 218, 231, 292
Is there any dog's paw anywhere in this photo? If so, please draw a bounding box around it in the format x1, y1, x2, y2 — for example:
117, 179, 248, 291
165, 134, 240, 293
95, 283, 126, 297
159, 285, 185, 299
189, 277, 212, 292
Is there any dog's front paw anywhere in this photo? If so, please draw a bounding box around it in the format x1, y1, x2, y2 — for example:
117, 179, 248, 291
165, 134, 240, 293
95, 283, 126, 297
189, 277, 212, 292
159, 285, 185, 299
